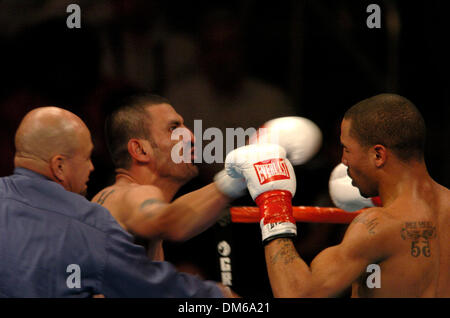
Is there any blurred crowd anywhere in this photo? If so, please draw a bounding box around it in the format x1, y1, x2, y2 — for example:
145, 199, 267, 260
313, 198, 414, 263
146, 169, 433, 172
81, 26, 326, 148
0, 0, 448, 297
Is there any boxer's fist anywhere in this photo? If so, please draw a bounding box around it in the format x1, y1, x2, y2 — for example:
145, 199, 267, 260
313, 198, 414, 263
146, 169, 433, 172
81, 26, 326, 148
214, 169, 247, 199
329, 163, 381, 212
225, 144, 297, 243
250, 116, 322, 166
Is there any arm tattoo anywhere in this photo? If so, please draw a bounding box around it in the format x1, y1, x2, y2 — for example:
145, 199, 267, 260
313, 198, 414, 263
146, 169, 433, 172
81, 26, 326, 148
401, 221, 436, 257
351, 212, 379, 235
139, 198, 165, 219
96, 189, 115, 205
140, 198, 165, 210
269, 238, 300, 266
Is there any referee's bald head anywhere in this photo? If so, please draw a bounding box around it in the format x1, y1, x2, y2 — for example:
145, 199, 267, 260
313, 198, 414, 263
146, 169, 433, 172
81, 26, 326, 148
14, 106, 94, 195
15, 107, 87, 162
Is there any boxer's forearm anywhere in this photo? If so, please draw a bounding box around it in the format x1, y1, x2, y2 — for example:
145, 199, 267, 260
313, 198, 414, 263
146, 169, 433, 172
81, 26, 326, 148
265, 227, 376, 298
265, 238, 313, 297
124, 182, 232, 241
161, 183, 230, 241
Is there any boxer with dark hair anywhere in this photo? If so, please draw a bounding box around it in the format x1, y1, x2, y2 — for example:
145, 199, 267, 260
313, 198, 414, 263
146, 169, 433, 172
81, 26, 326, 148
343, 93, 426, 162
93, 94, 247, 262
0, 106, 232, 297
229, 93, 450, 297
105, 94, 171, 170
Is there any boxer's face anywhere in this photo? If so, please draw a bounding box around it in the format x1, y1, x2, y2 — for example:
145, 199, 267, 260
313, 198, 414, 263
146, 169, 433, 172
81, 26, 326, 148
146, 104, 198, 182
340, 119, 377, 198
64, 129, 94, 196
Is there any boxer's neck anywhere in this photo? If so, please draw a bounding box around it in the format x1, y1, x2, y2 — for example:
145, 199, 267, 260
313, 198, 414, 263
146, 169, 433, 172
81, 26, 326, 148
115, 167, 181, 202
377, 159, 431, 207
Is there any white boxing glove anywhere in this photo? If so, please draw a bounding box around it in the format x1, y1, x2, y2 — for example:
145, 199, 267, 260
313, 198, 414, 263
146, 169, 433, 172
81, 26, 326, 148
249, 116, 322, 166
214, 169, 247, 199
225, 143, 297, 243
329, 163, 381, 212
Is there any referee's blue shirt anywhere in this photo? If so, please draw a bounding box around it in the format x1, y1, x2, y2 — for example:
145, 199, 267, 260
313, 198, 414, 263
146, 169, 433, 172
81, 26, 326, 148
0, 167, 223, 298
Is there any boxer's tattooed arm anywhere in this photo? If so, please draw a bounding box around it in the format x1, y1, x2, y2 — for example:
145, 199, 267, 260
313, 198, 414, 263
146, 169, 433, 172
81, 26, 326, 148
96, 189, 115, 205
351, 211, 379, 235
401, 221, 436, 257
269, 238, 300, 266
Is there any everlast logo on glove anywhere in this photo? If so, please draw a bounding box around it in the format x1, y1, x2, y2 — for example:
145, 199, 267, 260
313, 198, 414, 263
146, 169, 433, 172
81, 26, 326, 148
253, 158, 290, 185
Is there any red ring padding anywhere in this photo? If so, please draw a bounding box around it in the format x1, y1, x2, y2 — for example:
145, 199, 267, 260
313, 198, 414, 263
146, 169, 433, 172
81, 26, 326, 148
230, 206, 361, 224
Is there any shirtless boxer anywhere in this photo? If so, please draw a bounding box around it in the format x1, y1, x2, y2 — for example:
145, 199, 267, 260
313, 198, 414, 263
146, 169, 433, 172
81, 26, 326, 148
227, 93, 449, 297
92, 94, 247, 260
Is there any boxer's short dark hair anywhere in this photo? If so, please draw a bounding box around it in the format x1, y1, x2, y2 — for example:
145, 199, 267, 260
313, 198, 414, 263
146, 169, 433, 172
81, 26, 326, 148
105, 93, 170, 169
344, 93, 426, 162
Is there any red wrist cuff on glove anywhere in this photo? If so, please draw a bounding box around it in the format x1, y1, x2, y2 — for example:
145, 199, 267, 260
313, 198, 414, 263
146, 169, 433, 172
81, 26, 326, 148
256, 190, 297, 244
255, 190, 295, 226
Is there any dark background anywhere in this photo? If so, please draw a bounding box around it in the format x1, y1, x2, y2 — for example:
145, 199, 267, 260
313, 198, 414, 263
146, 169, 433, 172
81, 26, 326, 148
0, 0, 448, 297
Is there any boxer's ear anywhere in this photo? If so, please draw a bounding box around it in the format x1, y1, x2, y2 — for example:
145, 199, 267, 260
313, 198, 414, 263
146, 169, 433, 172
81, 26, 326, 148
128, 139, 151, 164
49, 154, 67, 184
372, 144, 387, 168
